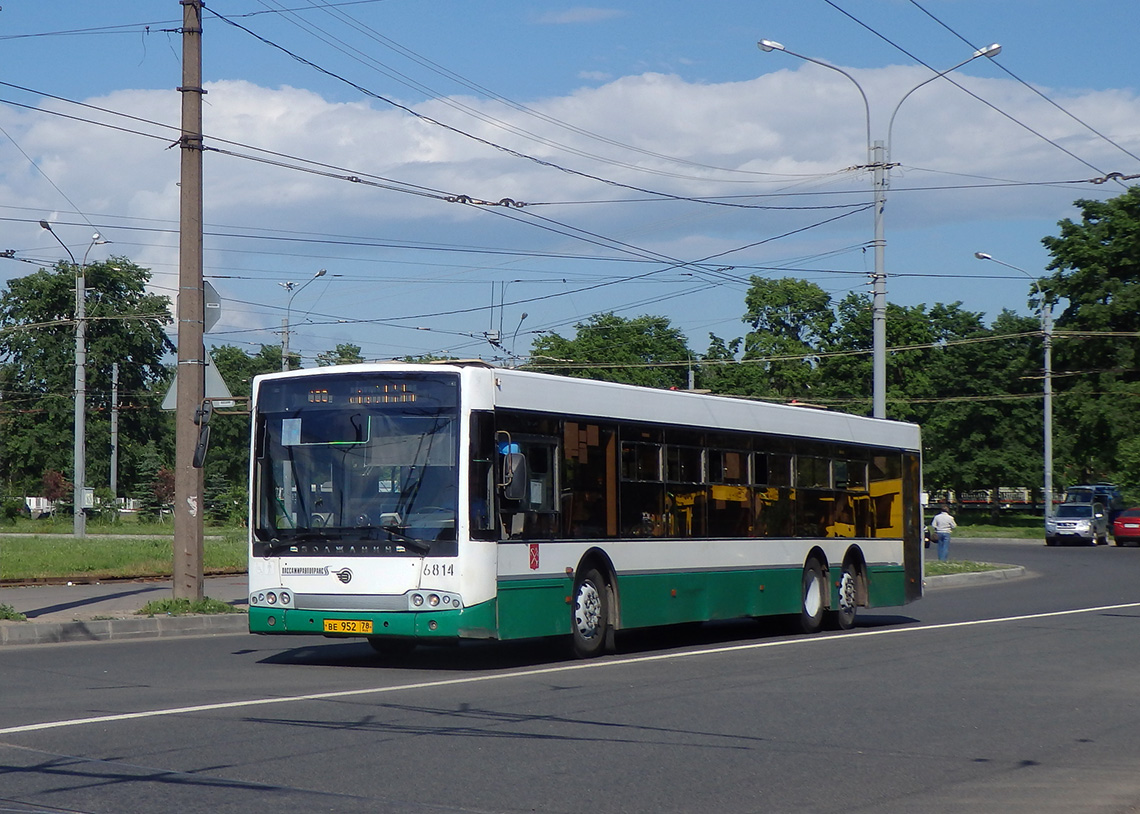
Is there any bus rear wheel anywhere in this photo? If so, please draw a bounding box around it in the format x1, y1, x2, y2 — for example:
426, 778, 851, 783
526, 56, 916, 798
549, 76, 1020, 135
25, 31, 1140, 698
830, 563, 858, 630
800, 559, 827, 634
571, 567, 610, 658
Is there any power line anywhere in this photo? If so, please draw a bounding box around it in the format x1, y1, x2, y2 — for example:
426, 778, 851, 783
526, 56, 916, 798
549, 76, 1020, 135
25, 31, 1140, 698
905, 0, 1140, 168
820, 0, 1121, 181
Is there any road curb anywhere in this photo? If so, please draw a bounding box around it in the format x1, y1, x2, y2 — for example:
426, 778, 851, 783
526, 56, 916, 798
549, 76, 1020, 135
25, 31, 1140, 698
0, 614, 249, 646
924, 565, 1028, 590
0, 566, 1027, 646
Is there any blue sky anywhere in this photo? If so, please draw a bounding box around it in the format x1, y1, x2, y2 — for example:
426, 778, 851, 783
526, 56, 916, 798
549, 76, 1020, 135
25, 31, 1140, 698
1, 1, 1137, 365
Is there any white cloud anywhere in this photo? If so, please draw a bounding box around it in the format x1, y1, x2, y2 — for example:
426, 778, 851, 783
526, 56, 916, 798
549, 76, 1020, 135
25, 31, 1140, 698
533, 8, 627, 25
1, 64, 1136, 355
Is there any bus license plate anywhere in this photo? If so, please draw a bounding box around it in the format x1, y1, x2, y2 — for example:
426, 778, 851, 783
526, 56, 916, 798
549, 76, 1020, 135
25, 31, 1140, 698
323, 619, 373, 634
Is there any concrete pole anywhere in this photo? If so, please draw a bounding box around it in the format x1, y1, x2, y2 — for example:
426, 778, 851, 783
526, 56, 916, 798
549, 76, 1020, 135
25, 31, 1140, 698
871, 140, 887, 419
1043, 303, 1054, 520
174, 0, 205, 601
110, 362, 119, 504
73, 250, 87, 536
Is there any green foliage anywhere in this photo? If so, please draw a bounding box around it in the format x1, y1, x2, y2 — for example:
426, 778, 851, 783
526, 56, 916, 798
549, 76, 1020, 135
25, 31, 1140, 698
528, 312, 691, 389
1042, 186, 1140, 484
132, 443, 172, 522
205, 472, 247, 525
207, 344, 282, 490
1115, 437, 1140, 503
699, 334, 770, 397
925, 560, 1003, 576
0, 258, 172, 495
739, 277, 834, 399
0, 498, 24, 523
0, 603, 26, 622
316, 342, 364, 366
137, 597, 243, 616
0, 530, 246, 580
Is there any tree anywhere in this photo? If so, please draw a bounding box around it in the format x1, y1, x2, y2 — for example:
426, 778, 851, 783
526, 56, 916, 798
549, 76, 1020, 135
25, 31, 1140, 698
207, 344, 284, 490
0, 258, 172, 495
527, 313, 691, 389
1041, 187, 1140, 484
132, 443, 173, 521
42, 470, 71, 506
698, 334, 770, 397
739, 277, 834, 399
316, 342, 364, 367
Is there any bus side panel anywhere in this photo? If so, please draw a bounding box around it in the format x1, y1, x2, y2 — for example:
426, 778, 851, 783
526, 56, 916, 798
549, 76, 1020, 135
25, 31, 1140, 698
865, 564, 908, 607
496, 577, 573, 640
616, 568, 803, 630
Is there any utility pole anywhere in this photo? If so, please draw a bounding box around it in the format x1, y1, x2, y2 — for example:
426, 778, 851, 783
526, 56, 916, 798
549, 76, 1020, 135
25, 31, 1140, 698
174, 0, 205, 601
110, 362, 119, 503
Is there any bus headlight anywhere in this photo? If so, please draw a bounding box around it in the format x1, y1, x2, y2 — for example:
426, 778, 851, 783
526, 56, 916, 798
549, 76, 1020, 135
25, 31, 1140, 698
406, 590, 461, 611
249, 590, 295, 608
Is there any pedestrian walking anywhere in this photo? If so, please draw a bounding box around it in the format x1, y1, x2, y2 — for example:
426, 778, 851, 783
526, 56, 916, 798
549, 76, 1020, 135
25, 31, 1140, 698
931, 505, 957, 562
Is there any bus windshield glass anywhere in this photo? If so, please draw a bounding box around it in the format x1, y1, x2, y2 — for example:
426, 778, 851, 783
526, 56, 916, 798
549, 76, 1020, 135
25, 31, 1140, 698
253, 372, 459, 554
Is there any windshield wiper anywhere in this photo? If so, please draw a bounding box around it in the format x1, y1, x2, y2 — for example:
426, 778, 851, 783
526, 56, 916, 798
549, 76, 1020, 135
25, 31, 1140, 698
380, 526, 432, 554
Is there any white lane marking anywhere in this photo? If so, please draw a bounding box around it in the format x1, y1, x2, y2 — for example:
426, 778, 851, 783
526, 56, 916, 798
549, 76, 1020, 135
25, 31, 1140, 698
3, 601, 1138, 736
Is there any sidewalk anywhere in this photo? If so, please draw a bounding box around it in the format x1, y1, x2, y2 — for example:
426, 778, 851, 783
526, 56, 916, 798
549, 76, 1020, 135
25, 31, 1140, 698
0, 575, 250, 646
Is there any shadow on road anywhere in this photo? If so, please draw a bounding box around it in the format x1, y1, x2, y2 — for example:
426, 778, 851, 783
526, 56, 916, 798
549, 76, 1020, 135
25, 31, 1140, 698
254, 611, 922, 672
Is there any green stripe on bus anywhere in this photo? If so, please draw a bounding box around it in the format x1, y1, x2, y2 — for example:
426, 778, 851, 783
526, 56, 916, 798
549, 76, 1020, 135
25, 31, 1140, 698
493, 563, 910, 641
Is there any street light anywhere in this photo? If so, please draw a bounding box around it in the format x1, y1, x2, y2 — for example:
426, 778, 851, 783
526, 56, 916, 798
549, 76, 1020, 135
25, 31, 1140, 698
39, 220, 110, 537
974, 251, 1054, 521
280, 268, 327, 371
758, 40, 1001, 418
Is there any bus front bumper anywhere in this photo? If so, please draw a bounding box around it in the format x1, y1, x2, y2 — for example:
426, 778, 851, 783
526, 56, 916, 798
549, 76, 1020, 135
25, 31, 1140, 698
248, 601, 497, 640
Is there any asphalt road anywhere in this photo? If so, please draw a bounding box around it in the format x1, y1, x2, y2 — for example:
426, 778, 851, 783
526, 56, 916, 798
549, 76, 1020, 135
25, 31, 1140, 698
2, 538, 1139, 813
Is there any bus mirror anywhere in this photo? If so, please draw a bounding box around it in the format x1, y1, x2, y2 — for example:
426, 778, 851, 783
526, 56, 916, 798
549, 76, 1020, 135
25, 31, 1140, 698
500, 449, 528, 502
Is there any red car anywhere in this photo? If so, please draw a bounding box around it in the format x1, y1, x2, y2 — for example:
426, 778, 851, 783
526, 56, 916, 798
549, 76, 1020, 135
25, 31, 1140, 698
1113, 507, 1140, 546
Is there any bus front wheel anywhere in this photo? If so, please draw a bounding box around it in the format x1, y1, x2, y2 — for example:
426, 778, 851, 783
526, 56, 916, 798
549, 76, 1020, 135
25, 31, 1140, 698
571, 567, 610, 658
800, 559, 827, 634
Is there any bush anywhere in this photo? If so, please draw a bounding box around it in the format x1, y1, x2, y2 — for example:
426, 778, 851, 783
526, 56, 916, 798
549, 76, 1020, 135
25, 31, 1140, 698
0, 498, 24, 524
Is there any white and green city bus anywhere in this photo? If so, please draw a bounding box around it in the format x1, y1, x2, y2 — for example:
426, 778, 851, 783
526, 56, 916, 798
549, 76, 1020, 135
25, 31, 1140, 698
248, 362, 923, 657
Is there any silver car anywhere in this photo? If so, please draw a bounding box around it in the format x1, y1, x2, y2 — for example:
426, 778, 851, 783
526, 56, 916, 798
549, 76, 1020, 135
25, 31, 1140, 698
1045, 502, 1109, 546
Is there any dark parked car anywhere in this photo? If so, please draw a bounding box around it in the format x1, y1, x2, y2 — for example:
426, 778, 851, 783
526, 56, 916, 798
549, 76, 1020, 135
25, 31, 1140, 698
1065, 483, 1124, 523
1112, 507, 1140, 546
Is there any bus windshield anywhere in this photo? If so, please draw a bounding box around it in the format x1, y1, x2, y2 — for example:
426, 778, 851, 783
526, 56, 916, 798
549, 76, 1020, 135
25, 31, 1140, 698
253, 372, 459, 554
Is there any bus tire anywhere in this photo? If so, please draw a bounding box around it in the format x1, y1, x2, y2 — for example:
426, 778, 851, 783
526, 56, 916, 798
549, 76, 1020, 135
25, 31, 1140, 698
830, 562, 858, 630
571, 566, 610, 658
800, 559, 827, 634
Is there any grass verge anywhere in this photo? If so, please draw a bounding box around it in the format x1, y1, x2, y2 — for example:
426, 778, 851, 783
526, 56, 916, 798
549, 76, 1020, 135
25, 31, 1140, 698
0, 531, 246, 581
137, 597, 244, 616
924, 559, 1004, 577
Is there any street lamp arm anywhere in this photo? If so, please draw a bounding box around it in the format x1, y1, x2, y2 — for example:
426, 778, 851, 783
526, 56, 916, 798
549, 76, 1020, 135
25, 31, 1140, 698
886, 44, 1001, 157
973, 251, 1049, 307
39, 221, 77, 266
758, 40, 871, 156
281, 268, 327, 371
